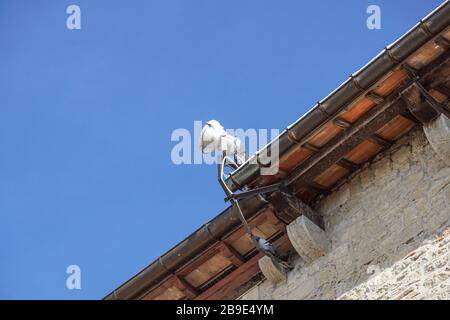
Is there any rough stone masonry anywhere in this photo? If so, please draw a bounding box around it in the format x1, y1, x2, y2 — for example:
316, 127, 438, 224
240, 122, 450, 300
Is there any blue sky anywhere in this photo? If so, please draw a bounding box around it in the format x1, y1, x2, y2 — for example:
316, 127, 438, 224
0, 0, 443, 299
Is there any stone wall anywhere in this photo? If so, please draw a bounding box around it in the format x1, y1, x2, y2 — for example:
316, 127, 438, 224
240, 127, 450, 300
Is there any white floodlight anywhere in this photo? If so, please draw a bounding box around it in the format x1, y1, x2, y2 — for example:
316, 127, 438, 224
198, 120, 245, 165
197, 120, 291, 270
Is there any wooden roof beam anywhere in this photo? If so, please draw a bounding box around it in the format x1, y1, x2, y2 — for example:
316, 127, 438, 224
173, 275, 200, 299
287, 88, 410, 194
434, 35, 450, 50
218, 242, 246, 267
402, 83, 440, 124
142, 275, 179, 300
368, 134, 394, 149
366, 92, 385, 104
285, 51, 448, 194
399, 109, 421, 123
333, 118, 352, 129
194, 233, 291, 300
337, 158, 361, 172
434, 84, 450, 98
303, 142, 320, 153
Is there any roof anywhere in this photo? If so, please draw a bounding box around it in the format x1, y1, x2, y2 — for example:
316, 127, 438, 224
105, 1, 450, 300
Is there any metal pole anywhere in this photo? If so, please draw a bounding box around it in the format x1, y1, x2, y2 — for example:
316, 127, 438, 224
217, 152, 253, 237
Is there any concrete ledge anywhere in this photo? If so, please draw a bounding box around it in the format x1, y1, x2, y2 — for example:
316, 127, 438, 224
258, 256, 286, 285
423, 114, 450, 166
287, 215, 328, 263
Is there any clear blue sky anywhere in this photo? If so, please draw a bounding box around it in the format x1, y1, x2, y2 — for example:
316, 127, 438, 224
0, 0, 443, 299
